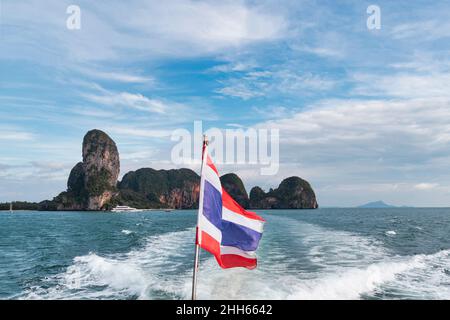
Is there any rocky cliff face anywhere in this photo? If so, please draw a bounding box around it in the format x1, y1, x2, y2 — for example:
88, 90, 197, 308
52, 130, 120, 210
44, 129, 318, 211
220, 173, 250, 208
82, 130, 120, 209
117, 168, 200, 209
249, 176, 318, 209
117, 171, 317, 210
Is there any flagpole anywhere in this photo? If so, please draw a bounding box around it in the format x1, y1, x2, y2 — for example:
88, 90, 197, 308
191, 235, 200, 300
192, 134, 208, 300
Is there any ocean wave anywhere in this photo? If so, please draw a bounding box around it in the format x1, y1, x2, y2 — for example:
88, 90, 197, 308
191, 218, 450, 300
288, 250, 450, 299
186, 249, 450, 300
18, 217, 450, 300
298, 220, 387, 269
20, 228, 195, 300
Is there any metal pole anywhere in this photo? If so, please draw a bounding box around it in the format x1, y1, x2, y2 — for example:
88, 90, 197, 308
191, 238, 200, 300
192, 135, 208, 300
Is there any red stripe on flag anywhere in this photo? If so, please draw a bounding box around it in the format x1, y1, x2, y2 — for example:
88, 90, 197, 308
200, 231, 221, 257
200, 231, 258, 269
206, 155, 219, 174
199, 231, 227, 268
222, 190, 265, 221
220, 254, 257, 270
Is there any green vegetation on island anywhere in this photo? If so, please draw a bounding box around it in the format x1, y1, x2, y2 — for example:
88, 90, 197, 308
0, 129, 318, 211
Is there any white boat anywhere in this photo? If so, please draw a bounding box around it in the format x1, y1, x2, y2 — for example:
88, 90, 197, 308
111, 205, 142, 212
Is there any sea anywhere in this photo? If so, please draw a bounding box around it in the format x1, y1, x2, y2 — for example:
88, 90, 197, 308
0, 208, 449, 300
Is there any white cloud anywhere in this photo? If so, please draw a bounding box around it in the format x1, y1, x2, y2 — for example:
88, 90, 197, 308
70, 106, 119, 118
391, 20, 450, 41
259, 98, 450, 151
253, 97, 450, 206
30, 161, 68, 171
84, 91, 169, 114
108, 127, 173, 138
252, 105, 295, 119
414, 183, 439, 190
390, 52, 450, 73
208, 61, 257, 73
216, 83, 265, 100
0, 127, 35, 141
352, 72, 450, 99
296, 45, 344, 58
1, 0, 287, 62
76, 67, 155, 84
119, 0, 286, 52
216, 68, 337, 100
120, 150, 156, 161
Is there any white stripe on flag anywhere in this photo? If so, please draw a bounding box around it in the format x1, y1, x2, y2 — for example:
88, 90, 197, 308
198, 214, 222, 243
220, 245, 257, 259
204, 164, 222, 193
222, 207, 264, 233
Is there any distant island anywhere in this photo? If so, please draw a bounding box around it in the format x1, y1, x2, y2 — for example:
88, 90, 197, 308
1, 129, 318, 211
358, 201, 397, 208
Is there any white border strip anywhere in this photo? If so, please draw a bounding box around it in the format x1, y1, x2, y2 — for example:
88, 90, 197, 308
222, 207, 264, 233
203, 164, 222, 193
220, 245, 257, 259
199, 214, 222, 243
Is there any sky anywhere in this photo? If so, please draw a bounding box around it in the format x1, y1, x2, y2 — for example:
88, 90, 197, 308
1, 0, 450, 207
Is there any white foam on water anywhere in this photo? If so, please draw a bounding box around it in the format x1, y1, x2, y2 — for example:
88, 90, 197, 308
21, 228, 195, 300
19, 215, 450, 300
287, 252, 448, 299
296, 221, 387, 269
173, 248, 450, 300
186, 218, 450, 300
121, 229, 133, 235
182, 258, 303, 300
375, 249, 450, 299
386, 230, 397, 236
281, 218, 450, 300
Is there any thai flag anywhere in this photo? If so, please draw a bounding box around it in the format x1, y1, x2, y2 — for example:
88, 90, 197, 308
196, 142, 265, 269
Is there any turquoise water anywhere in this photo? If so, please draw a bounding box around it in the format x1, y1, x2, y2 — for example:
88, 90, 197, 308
0, 208, 449, 300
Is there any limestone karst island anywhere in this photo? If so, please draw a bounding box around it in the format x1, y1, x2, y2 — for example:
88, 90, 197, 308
1, 129, 318, 211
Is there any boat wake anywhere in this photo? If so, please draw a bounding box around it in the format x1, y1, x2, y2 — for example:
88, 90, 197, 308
21, 229, 195, 299
19, 216, 450, 300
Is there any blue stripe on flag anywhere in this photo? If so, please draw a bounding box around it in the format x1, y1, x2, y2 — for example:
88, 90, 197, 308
202, 180, 223, 228
221, 221, 262, 251
203, 180, 263, 252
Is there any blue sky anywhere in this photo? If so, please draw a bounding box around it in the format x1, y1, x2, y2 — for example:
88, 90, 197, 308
1, 0, 450, 206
